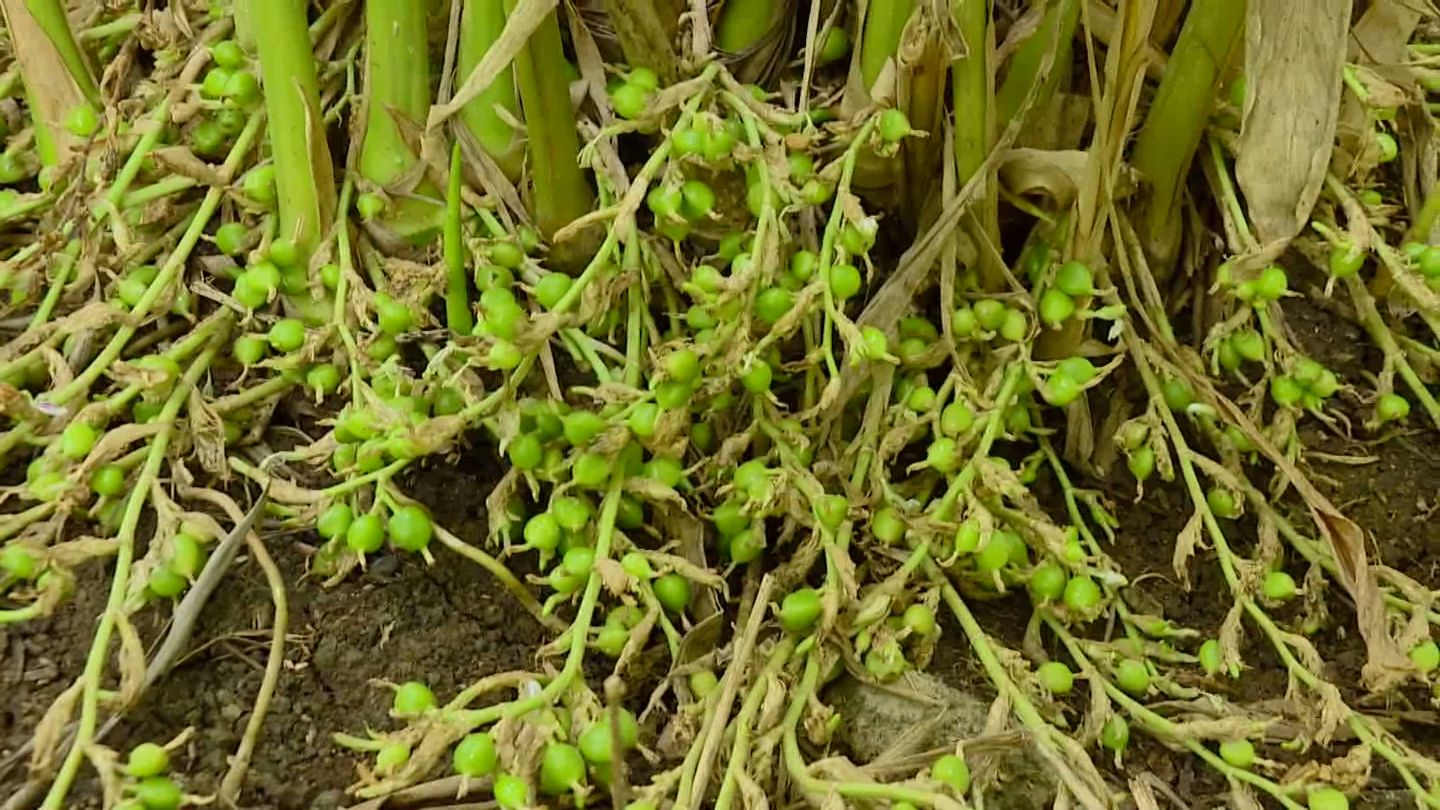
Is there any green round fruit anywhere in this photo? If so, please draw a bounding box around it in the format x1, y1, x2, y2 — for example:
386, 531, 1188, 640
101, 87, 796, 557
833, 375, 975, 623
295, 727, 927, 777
1037, 661, 1074, 694
126, 742, 170, 778
653, 573, 692, 614
1218, 739, 1255, 769
392, 681, 436, 715
930, 753, 970, 793
779, 588, 822, 634
452, 732, 498, 777
539, 742, 586, 795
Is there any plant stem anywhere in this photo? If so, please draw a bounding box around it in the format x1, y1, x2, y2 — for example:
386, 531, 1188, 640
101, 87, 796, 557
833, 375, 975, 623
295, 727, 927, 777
508, 3, 594, 259
604, 0, 683, 81
1131, 0, 1245, 273
457, 0, 523, 179
859, 0, 915, 92
0, 0, 99, 166
443, 144, 473, 334
951, 0, 1004, 292
247, 0, 337, 271
715, 0, 778, 55
994, 0, 1080, 127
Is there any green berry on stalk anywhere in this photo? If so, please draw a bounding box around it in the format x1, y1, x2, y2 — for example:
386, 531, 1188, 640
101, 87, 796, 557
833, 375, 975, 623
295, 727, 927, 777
926, 438, 959, 474
1055, 260, 1094, 296
672, 126, 704, 156
1415, 245, 1440, 278
1127, 446, 1156, 481
388, 505, 433, 552
901, 603, 936, 636
1099, 715, 1129, 753
740, 359, 773, 394
1270, 375, 1303, 407
972, 299, 1005, 330
999, 308, 1028, 342
939, 402, 975, 436
799, 178, 833, 205
1375, 131, 1398, 162
877, 108, 911, 142
211, 40, 245, 69
787, 152, 815, 181
1376, 393, 1410, 422
779, 588, 822, 634
654, 574, 691, 614
627, 402, 660, 438
223, 70, 260, 105
539, 742, 586, 795
1114, 659, 1150, 694
610, 82, 649, 119
512, 433, 549, 470
375, 742, 410, 775
374, 294, 414, 335
267, 318, 306, 352
931, 753, 970, 793
828, 263, 862, 300
1308, 787, 1349, 810
1198, 638, 1223, 675
59, 421, 99, 460
818, 26, 851, 63
906, 385, 937, 412
170, 534, 205, 579
392, 681, 436, 715
200, 66, 232, 99
561, 410, 606, 447
1262, 570, 1297, 601
242, 165, 277, 206
493, 773, 529, 809
1219, 739, 1255, 769
680, 180, 716, 221
1328, 243, 1364, 278
1254, 265, 1288, 301
126, 742, 170, 778
66, 105, 99, 137
316, 503, 353, 541
1207, 488, 1240, 519
572, 452, 610, 488
1037, 661, 1074, 694
1045, 373, 1082, 407
870, 506, 906, 545
755, 286, 795, 324
346, 513, 385, 554
974, 534, 1011, 574
214, 222, 249, 256
0, 544, 39, 580
148, 565, 188, 598
1409, 640, 1438, 673
133, 776, 183, 810
1161, 378, 1194, 412
91, 464, 126, 497
654, 380, 693, 410
840, 219, 877, 254
1232, 329, 1265, 362
1063, 575, 1102, 612
1028, 563, 1068, 603
355, 192, 385, 220
1039, 289, 1075, 326
451, 732, 498, 777
703, 127, 736, 161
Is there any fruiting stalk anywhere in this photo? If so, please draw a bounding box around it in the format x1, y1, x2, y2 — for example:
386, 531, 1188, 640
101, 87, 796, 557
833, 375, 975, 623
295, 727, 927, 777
247, 0, 337, 267
457, 0, 522, 179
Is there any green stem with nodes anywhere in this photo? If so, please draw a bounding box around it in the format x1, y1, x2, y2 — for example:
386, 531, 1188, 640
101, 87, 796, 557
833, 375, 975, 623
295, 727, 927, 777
360, 0, 439, 240
859, 0, 915, 92
45, 112, 264, 408
508, 2, 594, 256
1044, 617, 1307, 809
248, 0, 337, 270
457, 0, 522, 179
443, 143, 473, 334
995, 0, 1079, 127
41, 321, 230, 809
1131, 0, 1245, 273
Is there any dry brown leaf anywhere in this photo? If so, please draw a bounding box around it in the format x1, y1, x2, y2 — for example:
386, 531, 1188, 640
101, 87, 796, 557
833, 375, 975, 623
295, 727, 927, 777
1171, 509, 1204, 588
1234, 0, 1350, 246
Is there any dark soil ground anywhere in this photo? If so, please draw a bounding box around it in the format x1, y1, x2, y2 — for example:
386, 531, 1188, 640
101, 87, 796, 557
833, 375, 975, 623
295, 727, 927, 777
2, 295, 1436, 809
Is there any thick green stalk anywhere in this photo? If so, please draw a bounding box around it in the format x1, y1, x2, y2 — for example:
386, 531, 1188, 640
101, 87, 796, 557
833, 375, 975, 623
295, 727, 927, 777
248, 0, 337, 267
995, 0, 1080, 127
715, 0, 778, 55
1131, 0, 1245, 271
509, 5, 594, 255
859, 0, 915, 91
458, 0, 522, 179
951, 0, 1003, 291
360, 0, 439, 240
18, 0, 98, 102
360, 0, 431, 187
